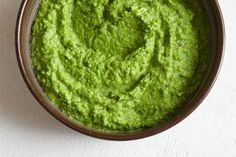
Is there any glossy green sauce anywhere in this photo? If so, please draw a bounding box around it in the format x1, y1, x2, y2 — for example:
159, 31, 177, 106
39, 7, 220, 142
31, 0, 210, 131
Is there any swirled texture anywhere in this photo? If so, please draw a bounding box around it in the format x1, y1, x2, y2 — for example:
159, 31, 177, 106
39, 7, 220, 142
31, 0, 210, 131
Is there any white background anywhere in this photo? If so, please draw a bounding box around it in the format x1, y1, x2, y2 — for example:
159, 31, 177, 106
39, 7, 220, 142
0, 0, 236, 156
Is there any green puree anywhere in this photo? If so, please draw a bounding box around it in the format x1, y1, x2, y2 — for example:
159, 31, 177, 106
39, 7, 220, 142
31, 0, 210, 131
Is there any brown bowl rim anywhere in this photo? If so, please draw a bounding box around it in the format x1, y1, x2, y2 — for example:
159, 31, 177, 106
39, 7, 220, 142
15, 0, 225, 141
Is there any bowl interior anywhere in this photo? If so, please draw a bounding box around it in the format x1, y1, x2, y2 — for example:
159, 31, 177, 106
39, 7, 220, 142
16, 0, 224, 140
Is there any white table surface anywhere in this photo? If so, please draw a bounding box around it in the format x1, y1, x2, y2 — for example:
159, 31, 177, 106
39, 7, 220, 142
0, 0, 236, 156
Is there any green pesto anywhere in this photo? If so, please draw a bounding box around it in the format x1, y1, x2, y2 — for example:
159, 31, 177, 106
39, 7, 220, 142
31, 0, 210, 132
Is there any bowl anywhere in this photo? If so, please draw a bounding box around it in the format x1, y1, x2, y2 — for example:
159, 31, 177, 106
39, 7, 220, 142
16, 0, 224, 140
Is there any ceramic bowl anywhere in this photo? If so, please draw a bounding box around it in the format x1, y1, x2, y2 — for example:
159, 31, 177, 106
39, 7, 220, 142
16, 0, 224, 140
